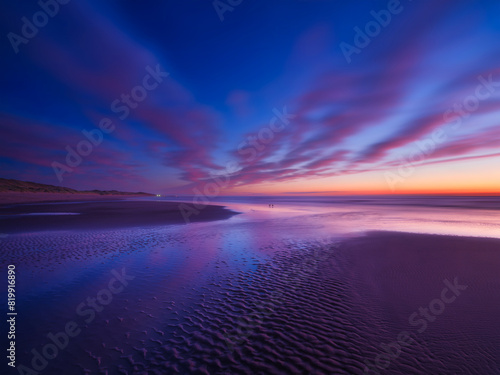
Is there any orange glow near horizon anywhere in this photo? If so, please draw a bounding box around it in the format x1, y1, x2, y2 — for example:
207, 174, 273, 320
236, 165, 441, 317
224, 155, 500, 196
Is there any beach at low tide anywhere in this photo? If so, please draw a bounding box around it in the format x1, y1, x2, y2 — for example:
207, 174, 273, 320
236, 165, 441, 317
1, 196, 500, 374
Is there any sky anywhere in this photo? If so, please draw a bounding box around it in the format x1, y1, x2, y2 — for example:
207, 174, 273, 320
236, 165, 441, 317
1, 0, 500, 195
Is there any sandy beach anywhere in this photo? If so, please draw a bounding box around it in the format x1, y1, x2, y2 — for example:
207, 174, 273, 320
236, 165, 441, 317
2, 197, 500, 374
0, 199, 239, 233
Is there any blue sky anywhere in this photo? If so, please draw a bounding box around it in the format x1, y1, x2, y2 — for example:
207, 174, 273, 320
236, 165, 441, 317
1, 0, 500, 194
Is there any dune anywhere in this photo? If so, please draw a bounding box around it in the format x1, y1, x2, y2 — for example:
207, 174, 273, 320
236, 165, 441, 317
0, 178, 154, 205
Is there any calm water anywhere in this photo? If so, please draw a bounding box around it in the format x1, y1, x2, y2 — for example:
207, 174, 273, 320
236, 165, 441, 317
162, 195, 500, 239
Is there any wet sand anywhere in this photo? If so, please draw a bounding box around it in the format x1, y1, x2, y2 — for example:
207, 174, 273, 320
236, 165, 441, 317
0, 200, 239, 233
335, 232, 500, 374
144, 231, 500, 374
2, 199, 500, 374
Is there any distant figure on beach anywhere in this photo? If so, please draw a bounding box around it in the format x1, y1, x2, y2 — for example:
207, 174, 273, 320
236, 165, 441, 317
272, 204, 274, 208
